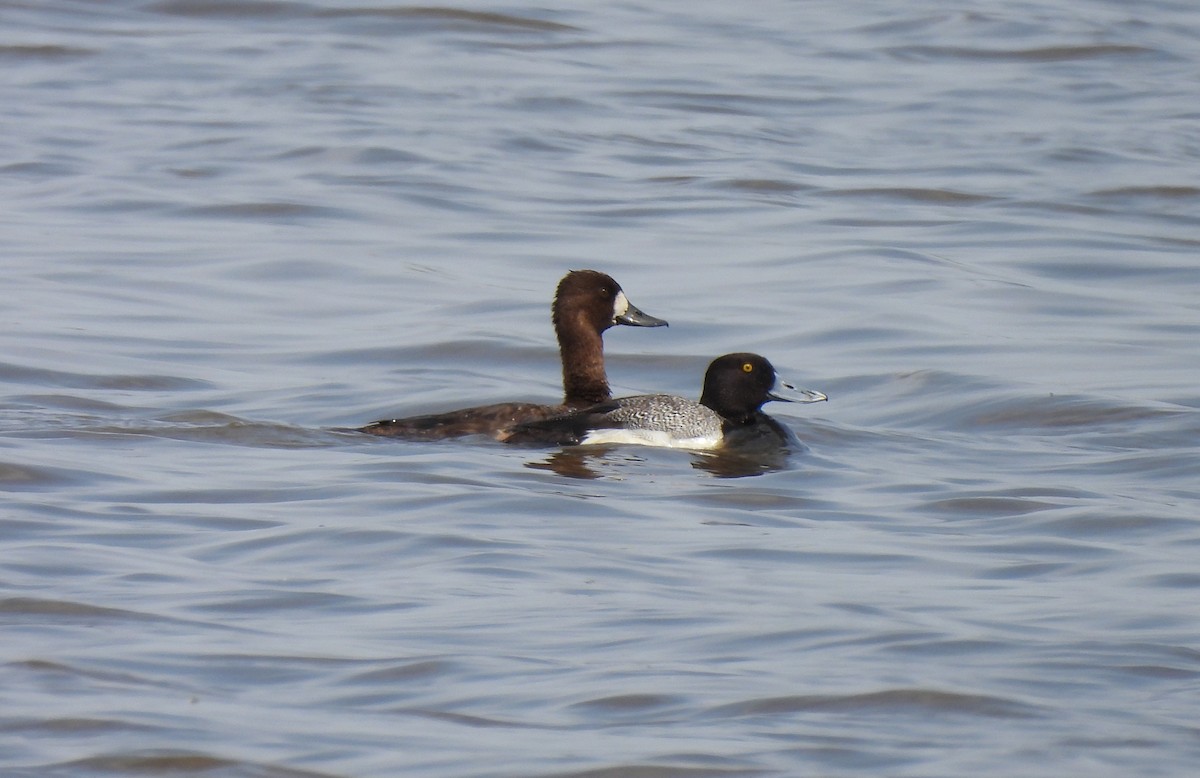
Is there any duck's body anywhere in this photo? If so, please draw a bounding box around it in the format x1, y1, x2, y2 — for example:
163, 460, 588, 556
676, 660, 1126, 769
502, 353, 826, 450
533, 394, 726, 449
358, 270, 666, 440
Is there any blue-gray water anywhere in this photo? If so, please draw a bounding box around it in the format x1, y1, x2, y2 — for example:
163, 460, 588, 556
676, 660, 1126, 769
4, 1, 1200, 776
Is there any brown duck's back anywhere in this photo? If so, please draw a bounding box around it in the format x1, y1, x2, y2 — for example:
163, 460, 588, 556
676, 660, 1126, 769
359, 401, 576, 441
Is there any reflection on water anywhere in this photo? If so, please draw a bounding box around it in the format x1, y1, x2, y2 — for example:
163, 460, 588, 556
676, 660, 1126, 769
4, 0, 1200, 776
522, 440, 794, 480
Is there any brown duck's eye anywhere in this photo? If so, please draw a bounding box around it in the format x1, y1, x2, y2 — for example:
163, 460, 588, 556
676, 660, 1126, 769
599, 287, 610, 297
742, 362, 754, 373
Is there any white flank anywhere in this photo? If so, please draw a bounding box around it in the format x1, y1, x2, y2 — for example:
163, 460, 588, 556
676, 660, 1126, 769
580, 428, 723, 450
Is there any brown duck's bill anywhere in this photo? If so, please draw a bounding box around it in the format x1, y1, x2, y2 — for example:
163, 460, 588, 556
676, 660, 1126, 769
616, 302, 668, 327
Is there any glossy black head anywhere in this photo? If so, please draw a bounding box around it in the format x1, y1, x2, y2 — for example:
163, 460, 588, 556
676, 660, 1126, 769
699, 353, 779, 423
699, 353, 827, 424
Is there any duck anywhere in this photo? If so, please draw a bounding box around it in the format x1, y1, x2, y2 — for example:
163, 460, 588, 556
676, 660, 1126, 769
501, 353, 826, 450
358, 270, 667, 440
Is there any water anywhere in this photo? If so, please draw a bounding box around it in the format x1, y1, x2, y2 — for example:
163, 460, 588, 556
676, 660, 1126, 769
3, 1, 1200, 775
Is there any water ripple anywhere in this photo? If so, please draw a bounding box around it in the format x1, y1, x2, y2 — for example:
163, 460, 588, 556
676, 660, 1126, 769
708, 689, 1042, 720
0, 44, 95, 61
888, 44, 1162, 62
46, 751, 343, 778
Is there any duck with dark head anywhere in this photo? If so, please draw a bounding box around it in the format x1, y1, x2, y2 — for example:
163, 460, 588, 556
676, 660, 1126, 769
501, 352, 826, 450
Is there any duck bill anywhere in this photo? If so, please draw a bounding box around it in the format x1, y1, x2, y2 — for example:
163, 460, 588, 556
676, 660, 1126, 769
617, 304, 668, 327
769, 378, 827, 404
613, 291, 668, 327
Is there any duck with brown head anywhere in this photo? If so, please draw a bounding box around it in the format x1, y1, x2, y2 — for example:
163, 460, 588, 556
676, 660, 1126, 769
358, 270, 667, 440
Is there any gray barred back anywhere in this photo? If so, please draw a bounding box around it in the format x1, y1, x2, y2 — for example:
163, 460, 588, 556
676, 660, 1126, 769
603, 394, 723, 439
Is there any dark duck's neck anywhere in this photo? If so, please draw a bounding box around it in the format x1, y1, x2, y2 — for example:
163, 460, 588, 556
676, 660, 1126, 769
556, 308, 611, 407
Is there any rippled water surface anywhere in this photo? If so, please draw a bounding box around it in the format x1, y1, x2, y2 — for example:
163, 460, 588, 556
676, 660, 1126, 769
4, 1, 1200, 776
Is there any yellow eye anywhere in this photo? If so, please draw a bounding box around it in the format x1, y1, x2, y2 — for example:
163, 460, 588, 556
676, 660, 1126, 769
742, 362, 754, 373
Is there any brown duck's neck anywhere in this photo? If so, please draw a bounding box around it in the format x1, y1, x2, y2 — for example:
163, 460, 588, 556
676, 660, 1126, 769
557, 322, 610, 406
